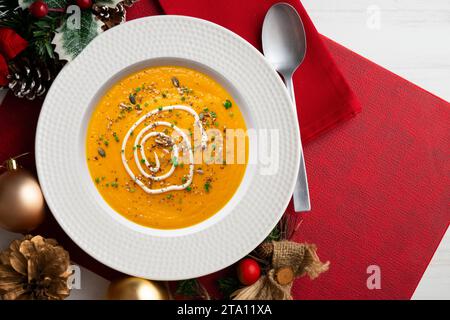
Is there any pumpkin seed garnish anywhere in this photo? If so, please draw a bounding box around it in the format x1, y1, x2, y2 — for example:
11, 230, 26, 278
129, 94, 136, 105
98, 147, 106, 157
171, 77, 180, 88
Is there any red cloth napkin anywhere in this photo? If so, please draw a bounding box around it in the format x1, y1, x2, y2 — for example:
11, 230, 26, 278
1, 0, 449, 300
129, 0, 361, 143
292, 39, 449, 299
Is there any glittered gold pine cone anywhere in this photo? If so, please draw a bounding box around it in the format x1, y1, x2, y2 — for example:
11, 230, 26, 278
0, 235, 71, 300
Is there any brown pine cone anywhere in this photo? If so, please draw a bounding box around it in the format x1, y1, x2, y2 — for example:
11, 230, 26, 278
92, 3, 126, 31
92, 0, 139, 31
6, 57, 64, 100
0, 235, 71, 300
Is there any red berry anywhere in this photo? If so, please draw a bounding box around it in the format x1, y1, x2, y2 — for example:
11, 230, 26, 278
237, 258, 261, 285
76, 0, 93, 10
29, 1, 48, 19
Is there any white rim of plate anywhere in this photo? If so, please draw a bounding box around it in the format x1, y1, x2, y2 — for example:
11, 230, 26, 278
35, 15, 300, 280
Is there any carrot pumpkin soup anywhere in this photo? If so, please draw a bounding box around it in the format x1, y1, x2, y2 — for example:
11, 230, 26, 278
86, 66, 248, 229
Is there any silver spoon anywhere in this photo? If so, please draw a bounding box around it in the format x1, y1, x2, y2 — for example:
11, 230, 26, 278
262, 2, 311, 212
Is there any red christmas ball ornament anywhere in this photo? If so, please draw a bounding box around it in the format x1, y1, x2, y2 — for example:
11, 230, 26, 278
29, 1, 49, 19
76, 0, 93, 10
237, 258, 261, 285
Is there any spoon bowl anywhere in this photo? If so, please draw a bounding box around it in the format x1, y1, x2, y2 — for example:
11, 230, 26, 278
262, 3, 307, 76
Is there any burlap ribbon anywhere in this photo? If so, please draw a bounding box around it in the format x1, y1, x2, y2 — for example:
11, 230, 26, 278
231, 241, 329, 300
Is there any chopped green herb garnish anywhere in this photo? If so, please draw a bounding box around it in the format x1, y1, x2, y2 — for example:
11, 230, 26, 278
140, 159, 146, 164
158, 106, 163, 111
204, 181, 211, 192
181, 176, 187, 183
95, 177, 100, 184
186, 186, 192, 192
223, 99, 232, 109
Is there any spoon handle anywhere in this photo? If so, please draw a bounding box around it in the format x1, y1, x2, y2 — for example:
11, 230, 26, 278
285, 76, 311, 212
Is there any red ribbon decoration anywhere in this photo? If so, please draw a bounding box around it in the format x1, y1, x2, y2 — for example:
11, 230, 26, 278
0, 28, 28, 86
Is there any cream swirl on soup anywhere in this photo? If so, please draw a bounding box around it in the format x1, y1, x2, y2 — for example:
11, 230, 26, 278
121, 105, 207, 194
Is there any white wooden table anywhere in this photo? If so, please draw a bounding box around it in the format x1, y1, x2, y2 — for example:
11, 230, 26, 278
0, 0, 448, 299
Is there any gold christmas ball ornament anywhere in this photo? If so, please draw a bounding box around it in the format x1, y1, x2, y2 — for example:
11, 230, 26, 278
107, 277, 170, 300
0, 157, 45, 233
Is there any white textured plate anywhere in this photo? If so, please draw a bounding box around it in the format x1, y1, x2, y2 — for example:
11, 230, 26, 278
36, 16, 300, 280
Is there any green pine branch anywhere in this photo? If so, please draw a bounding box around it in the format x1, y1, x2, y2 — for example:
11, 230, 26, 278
217, 277, 240, 299
176, 279, 199, 297
175, 279, 211, 300
30, 15, 60, 59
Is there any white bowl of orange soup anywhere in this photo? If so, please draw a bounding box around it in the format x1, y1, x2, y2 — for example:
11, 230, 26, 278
36, 16, 300, 279
87, 65, 249, 230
